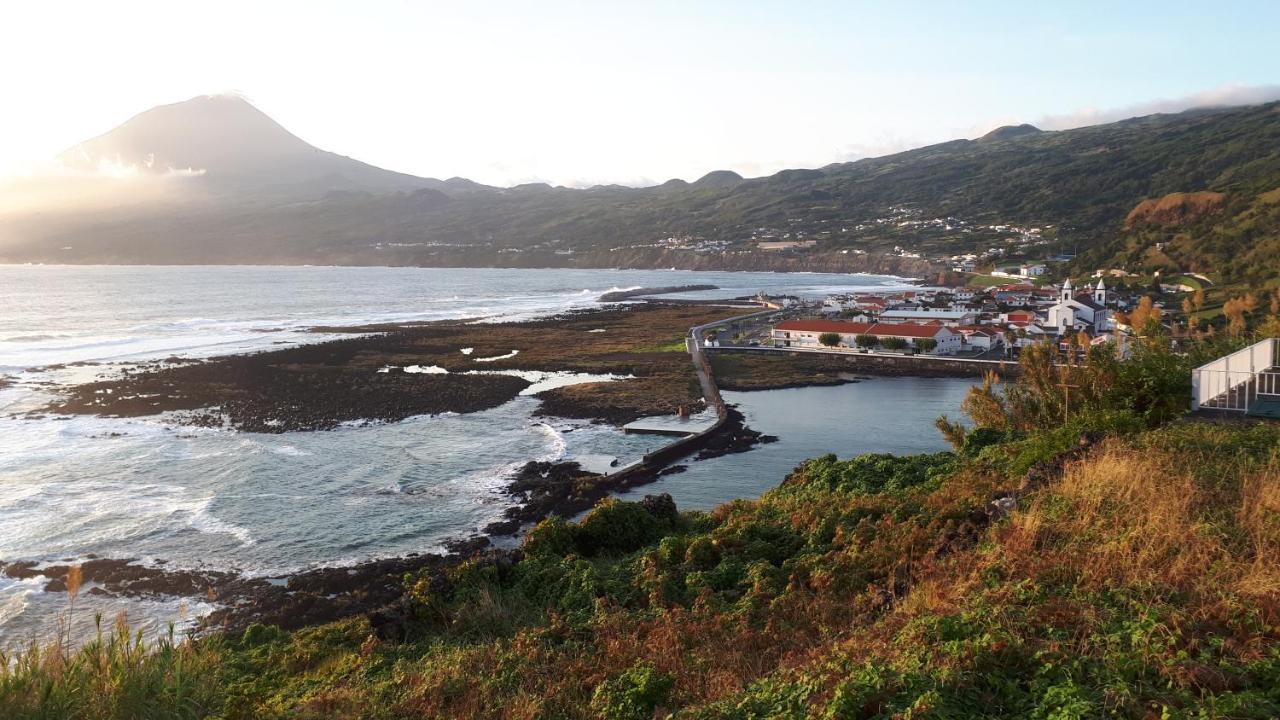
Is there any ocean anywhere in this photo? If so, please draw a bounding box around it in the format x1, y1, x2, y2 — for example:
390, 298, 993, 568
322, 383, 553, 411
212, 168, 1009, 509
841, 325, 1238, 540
0, 265, 965, 645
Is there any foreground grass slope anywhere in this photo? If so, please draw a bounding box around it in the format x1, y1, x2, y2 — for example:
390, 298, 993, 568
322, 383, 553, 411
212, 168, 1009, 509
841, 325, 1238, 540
4, 342, 1279, 718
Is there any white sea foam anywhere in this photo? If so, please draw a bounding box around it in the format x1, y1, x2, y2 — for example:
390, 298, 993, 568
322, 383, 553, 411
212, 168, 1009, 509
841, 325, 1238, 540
403, 364, 449, 374
188, 497, 255, 546
471, 369, 632, 395
267, 444, 311, 457
532, 422, 569, 462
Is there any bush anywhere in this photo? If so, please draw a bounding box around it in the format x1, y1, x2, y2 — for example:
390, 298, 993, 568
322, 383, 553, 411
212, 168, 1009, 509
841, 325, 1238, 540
817, 332, 842, 347
590, 661, 674, 720
881, 337, 909, 351
855, 334, 877, 348
790, 452, 955, 496
524, 499, 678, 559
576, 499, 672, 556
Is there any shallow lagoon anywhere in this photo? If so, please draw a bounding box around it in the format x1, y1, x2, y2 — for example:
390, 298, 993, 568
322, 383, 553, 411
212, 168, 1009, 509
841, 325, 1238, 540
617, 377, 973, 509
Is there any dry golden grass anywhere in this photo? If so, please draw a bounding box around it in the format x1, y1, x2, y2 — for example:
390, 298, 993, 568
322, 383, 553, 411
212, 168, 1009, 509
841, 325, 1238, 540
1004, 443, 1279, 620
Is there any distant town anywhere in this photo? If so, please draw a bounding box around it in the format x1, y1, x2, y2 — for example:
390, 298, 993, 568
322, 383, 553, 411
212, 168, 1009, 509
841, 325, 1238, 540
699, 273, 1163, 360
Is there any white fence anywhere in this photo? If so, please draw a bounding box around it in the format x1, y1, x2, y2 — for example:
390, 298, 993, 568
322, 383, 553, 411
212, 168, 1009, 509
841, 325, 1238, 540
1191, 338, 1280, 411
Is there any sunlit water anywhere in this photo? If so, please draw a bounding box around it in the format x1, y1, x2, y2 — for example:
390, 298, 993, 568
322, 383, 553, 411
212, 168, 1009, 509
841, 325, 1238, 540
0, 265, 951, 646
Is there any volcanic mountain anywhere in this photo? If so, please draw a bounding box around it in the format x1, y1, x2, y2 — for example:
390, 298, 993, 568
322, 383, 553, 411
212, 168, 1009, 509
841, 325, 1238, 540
56, 94, 444, 199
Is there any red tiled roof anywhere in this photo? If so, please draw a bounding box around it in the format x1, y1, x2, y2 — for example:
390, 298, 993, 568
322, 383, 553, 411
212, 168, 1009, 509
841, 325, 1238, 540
775, 320, 952, 339
871, 322, 954, 338
775, 320, 874, 334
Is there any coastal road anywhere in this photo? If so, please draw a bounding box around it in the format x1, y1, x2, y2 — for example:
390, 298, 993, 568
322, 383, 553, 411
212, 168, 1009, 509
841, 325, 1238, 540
686, 306, 784, 417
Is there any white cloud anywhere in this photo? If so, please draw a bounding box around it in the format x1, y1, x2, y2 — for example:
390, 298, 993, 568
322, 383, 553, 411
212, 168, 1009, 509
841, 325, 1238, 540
1037, 83, 1280, 130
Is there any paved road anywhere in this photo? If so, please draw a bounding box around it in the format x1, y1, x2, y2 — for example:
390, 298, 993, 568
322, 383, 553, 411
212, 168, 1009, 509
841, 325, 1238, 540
685, 306, 782, 417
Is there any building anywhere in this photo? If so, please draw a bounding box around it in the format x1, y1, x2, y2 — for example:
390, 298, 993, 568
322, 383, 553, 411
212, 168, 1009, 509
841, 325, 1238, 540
758, 240, 817, 251
1020, 264, 1048, 277
955, 326, 999, 351
879, 308, 977, 326
1046, 279, 1110, 334
1004, 310, 1038, 324
772, 320, 962, 354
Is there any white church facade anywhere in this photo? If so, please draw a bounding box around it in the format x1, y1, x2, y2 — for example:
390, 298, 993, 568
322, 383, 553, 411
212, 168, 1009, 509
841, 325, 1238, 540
1046, 279, 1111, 334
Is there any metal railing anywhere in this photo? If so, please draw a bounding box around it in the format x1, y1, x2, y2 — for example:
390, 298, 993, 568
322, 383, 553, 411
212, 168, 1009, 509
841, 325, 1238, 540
1191, 338, 1280, 411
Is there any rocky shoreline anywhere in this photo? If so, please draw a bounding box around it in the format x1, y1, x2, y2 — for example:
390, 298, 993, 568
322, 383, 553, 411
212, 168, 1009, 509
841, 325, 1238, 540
39, 303, 738, 431
596, 284, 718, 302
10, 302, 796, 635
0, 397, 777, 636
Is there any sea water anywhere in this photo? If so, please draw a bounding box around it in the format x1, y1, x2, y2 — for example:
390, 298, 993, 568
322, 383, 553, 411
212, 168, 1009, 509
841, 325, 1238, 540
0, 265, 947, 645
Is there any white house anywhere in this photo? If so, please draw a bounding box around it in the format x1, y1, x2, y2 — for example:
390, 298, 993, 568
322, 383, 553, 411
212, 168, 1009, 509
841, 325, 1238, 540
1020, 264, 1048, 277
772, 320, 962, 355
956, 327, 998, 351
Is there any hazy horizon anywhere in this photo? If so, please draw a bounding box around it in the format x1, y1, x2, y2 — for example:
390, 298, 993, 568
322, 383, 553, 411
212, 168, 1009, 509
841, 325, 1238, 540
3, 1, 1279, 188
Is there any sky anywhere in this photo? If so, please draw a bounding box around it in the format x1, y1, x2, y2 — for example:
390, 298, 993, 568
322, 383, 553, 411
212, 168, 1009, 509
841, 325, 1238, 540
2, 0, 1279, 187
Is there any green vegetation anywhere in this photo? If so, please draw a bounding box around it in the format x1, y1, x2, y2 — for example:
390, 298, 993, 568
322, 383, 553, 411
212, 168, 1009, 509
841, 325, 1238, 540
6, 331, 1280, 718
1085, 185, 1280, 287
817, 332, 841, 348
965, 274, 1011, 288
639, 338, 689, 353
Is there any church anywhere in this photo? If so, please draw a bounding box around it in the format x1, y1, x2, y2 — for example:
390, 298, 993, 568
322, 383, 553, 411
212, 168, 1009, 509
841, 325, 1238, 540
1046, 279, 1110, 334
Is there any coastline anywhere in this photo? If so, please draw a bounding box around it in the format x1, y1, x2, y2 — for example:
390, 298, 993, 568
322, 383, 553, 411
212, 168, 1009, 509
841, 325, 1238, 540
0, 252, 941, 279
5, 288, 977, 639
6, 301, 782, 635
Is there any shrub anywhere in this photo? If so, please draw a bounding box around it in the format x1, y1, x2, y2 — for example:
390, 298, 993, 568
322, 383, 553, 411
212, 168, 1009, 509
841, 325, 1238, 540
576, 499, 671, 556
817, 332, 842, 347
590, 661, 674, 720
791, 452, 955, 497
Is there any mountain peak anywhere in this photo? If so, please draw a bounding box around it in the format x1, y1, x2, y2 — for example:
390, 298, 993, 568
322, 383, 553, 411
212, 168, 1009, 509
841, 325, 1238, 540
57, 94, 439, 198
692, 170, 743, 188
977, 123, 1043, 143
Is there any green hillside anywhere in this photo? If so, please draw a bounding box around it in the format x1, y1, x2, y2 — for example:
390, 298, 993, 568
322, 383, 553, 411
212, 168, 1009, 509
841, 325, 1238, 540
1082, 187, 1280, 288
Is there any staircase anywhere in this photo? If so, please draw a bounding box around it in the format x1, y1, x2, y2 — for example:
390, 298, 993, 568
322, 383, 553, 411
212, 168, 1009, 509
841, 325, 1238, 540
1192, 338, 1280, 416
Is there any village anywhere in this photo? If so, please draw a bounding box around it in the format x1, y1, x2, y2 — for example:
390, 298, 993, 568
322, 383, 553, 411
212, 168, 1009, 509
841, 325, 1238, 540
703, 275, 1133, 359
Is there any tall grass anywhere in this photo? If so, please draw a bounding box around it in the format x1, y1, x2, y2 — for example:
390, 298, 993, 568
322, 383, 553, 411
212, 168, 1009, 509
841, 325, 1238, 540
1007, 443, 1280, 607
0, 587, 222, 720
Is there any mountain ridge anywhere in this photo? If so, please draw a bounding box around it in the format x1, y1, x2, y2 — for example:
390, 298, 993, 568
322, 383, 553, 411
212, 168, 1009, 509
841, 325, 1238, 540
5, 97, 1280, 283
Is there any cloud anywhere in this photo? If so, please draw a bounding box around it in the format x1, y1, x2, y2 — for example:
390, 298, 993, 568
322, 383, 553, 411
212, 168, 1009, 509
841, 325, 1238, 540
0, 158, 207, 216
1037, 83, 1280, 131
